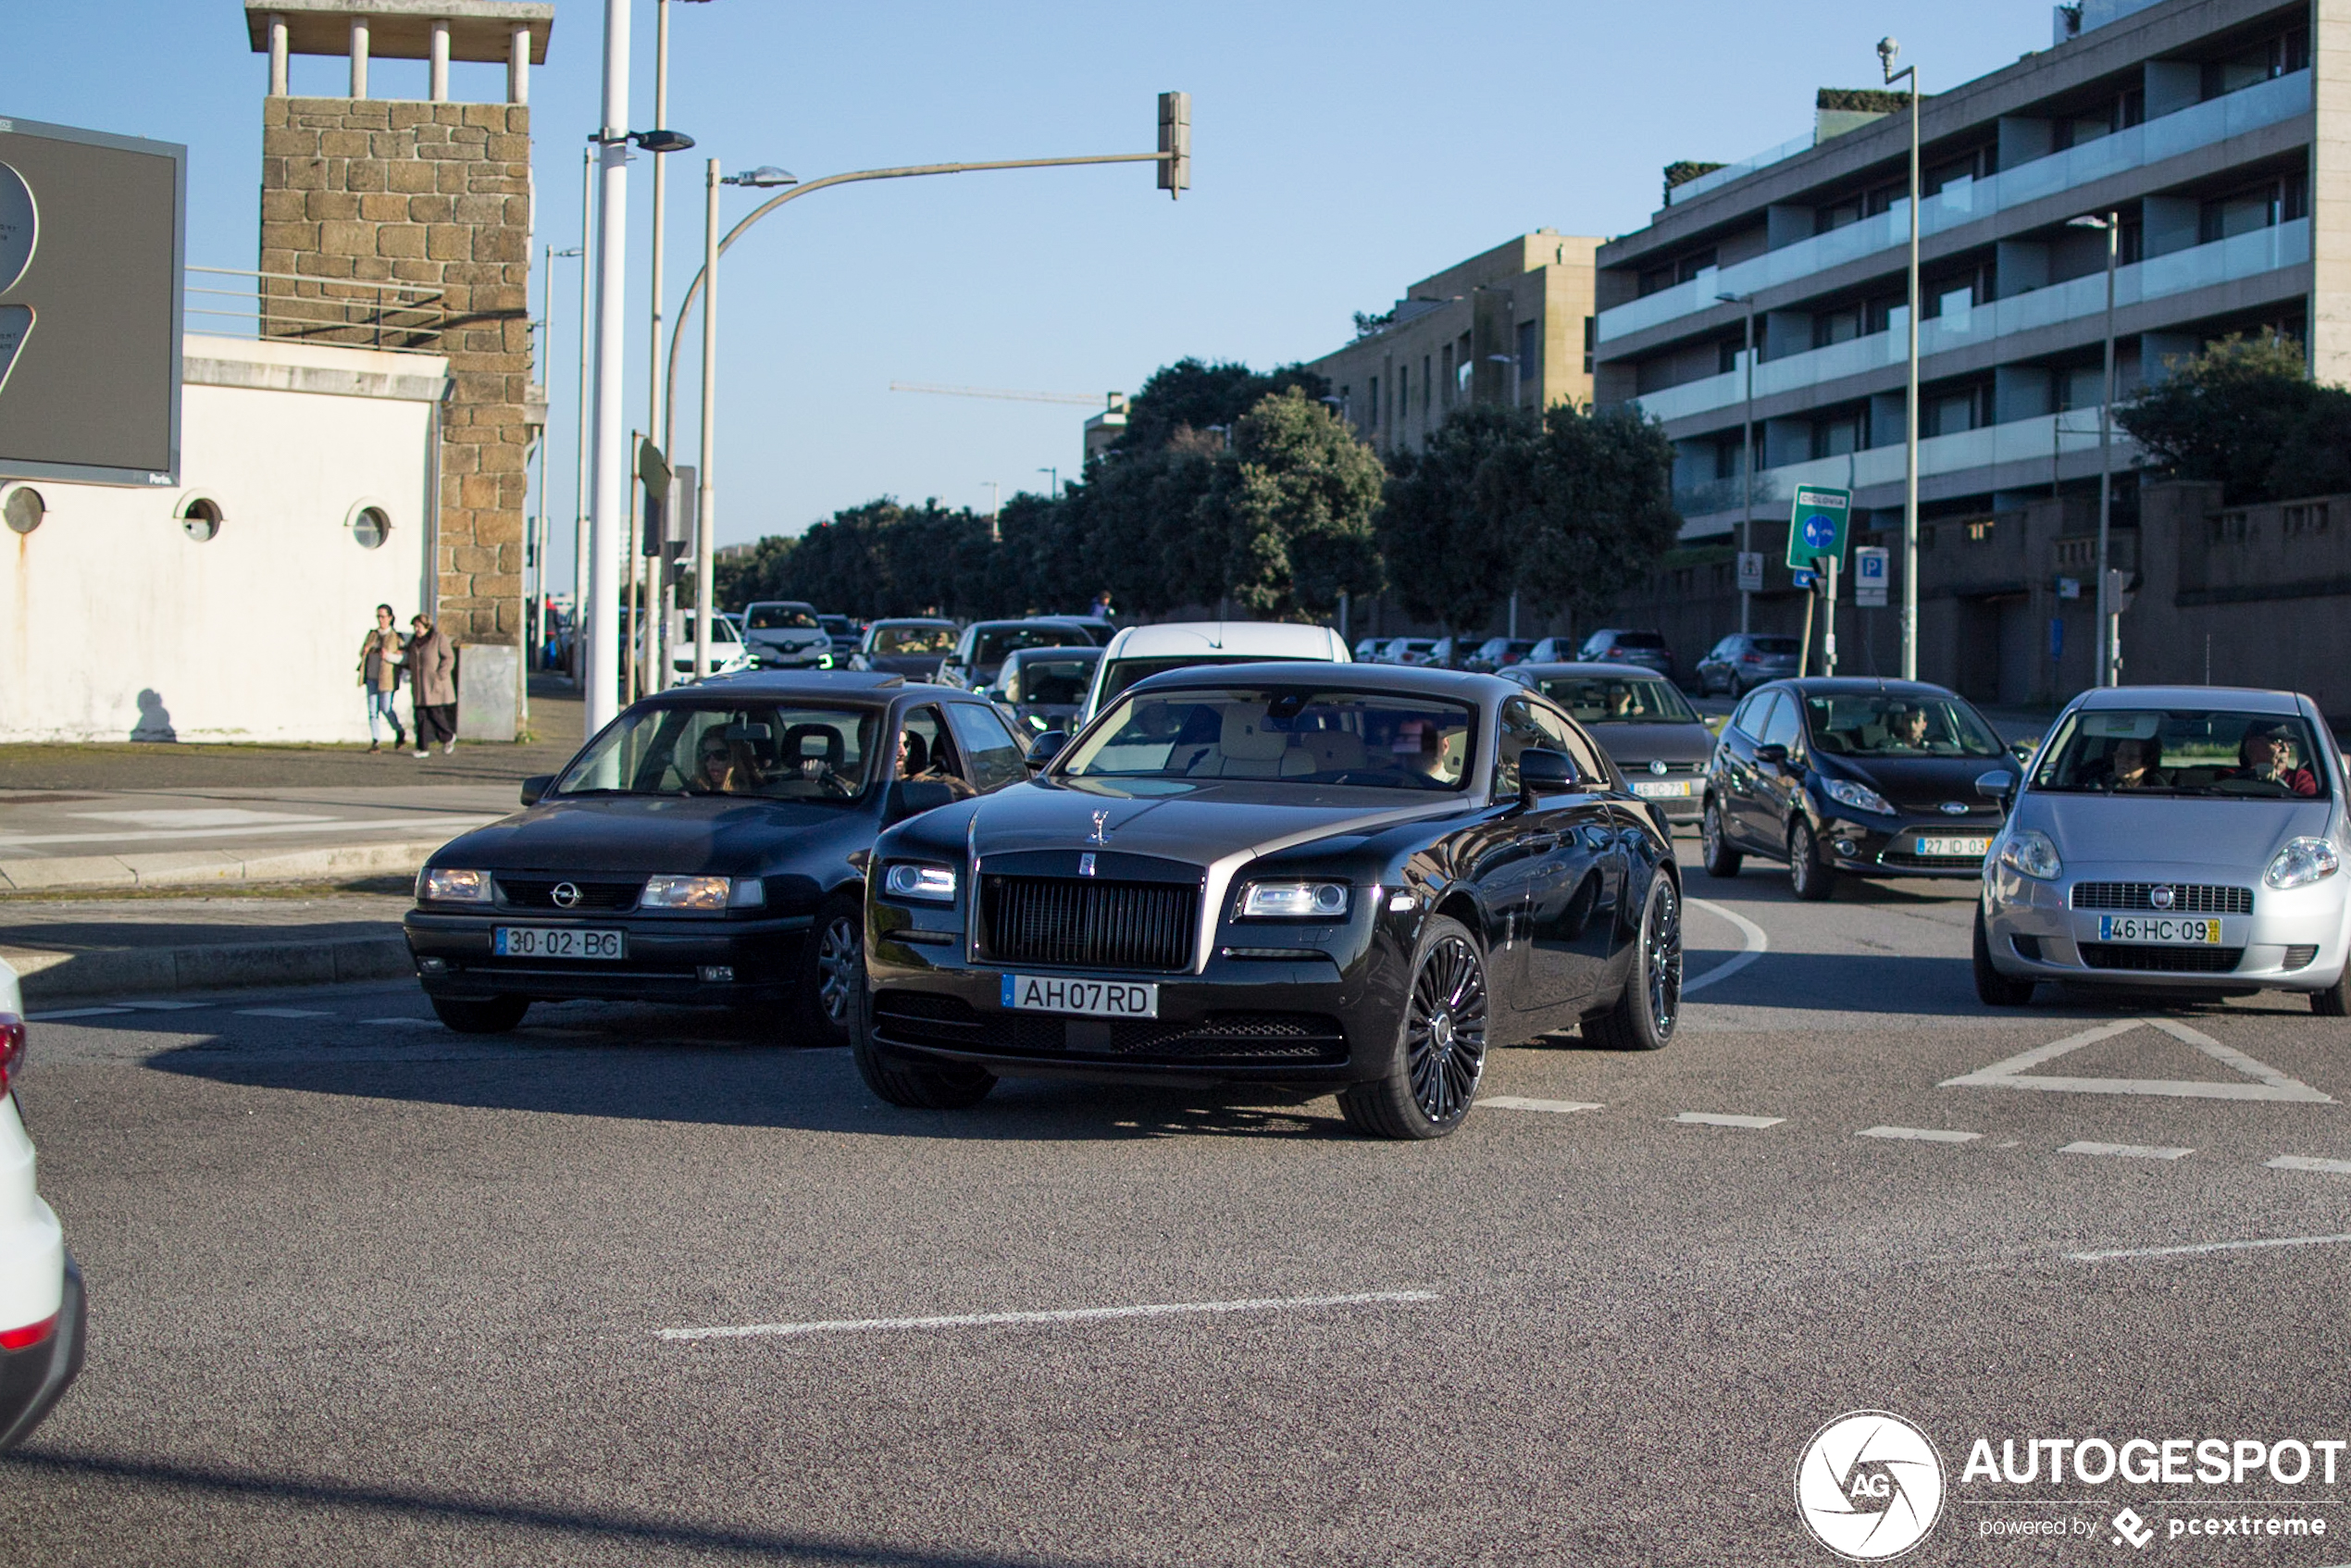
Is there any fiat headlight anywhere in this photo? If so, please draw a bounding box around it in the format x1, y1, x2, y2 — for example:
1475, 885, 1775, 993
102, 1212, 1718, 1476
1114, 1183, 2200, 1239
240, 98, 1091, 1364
2266, 837, 2341, 890
417, 867, 492, 903
884, 863, 959, 902
1823, 778, 1895, 816
641, 875, 733, 910
1997, 828, 2062, 881
1239, 880, 1350, 919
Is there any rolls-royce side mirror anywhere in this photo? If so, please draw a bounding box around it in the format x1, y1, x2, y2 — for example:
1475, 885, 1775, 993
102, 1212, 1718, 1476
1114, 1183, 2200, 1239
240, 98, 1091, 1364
885, 779, 958, 824
1755, 742, 1790, 767
520, 773, 554, 806
1518, 748, 1576, 804
1975, 770, 2020, 806
1026, 731, 1070, 772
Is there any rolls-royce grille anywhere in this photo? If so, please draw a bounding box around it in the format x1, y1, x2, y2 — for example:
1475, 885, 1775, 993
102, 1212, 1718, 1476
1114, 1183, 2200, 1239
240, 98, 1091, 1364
871, 992, 1345, 1064
978, 876, 1198, 972
2071, 882, 2252, 915
2079, 942, 2245, 974
497, 877, 643, 911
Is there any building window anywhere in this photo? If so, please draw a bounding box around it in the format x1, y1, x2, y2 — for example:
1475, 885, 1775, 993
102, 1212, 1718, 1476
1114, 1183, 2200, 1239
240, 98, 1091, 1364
2200, 175, 2301, 243
350, 504, 391, 549
1812, 304, 1865, 349
1814, 195, 1866, 234
1423, 355, 1432, 416
1455, 333, 1473, 400
1583, 316, 1596, 374
1440, 344, 1454, 406
1398, 366, 1408, 419
2203, 27, 2309, 99
1926, 387, 1981, 438
1810, 410, 1864, 459
1515, 320, 1537, 395
179, 495, 224, 542
2, 484, 44, 536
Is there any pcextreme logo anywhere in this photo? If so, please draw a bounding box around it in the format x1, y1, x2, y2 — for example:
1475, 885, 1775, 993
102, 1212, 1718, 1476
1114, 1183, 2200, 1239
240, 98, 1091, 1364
1795, 1411, 1947, 1561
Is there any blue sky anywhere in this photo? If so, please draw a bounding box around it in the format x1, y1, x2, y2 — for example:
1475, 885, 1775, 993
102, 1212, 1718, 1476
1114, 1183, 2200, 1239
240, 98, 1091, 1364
14, 1, 2059, 575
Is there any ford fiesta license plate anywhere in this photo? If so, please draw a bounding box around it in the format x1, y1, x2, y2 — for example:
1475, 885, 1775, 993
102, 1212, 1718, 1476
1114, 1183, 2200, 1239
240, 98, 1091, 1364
1914, 835, 1993, 858
2097, 915, 2224, 945
494, 926, 627, 960
1001, 974, 1159, 1019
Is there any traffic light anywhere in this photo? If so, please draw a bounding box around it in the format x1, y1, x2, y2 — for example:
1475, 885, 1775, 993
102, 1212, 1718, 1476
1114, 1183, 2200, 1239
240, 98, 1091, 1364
1157, 92, 1189, 199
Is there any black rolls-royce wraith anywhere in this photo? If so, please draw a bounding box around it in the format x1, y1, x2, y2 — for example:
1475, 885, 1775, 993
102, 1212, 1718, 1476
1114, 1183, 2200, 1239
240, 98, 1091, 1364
854, 663, 1684, 1140
404, 672, 1033, 1037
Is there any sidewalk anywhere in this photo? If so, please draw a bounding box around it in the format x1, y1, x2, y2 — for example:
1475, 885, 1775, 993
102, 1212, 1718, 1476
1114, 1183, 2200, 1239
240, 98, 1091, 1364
0, 890, 415, 1005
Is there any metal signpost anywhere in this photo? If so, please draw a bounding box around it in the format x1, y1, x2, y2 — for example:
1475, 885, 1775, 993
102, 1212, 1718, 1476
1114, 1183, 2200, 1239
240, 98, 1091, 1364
1785, 486, 1852, 678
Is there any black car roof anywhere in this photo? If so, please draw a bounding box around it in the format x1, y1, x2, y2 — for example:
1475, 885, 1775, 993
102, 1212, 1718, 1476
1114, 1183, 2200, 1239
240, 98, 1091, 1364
645, 671, 982, 707
1122, 660, 1508, 702
1510, 661, 1675, 680
1758, 678, 1965, 697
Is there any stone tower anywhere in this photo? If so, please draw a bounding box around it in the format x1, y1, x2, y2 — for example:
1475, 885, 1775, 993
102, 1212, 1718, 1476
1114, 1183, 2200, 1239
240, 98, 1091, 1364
244, 2, 553, 729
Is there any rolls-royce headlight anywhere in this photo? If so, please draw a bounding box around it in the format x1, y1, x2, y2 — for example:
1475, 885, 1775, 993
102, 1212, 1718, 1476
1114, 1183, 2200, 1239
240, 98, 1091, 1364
417, 867, 492, 903
1997, 828, 2062, 881
641, 875, 733, 910
1822, 778, 1895, 816
884, 862, 959, 902
2266, 837, 2341, 890
1239, 880, 1350, 919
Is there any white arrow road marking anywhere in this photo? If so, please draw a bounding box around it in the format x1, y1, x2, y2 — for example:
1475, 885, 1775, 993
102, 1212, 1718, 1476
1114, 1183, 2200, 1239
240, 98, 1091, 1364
1673, 1112, 1785, 1128
658, 1289, 1441, 1342
1682, 897, 1767, 995
1940, 1017, 2333, 1102
2071, 1232, 2351, 1262
2061, 1140, 2195, 1161
2269, 1155, 2351, 1176
1859, 1126, 1983, 1143
1482, 1096, 1604, 1114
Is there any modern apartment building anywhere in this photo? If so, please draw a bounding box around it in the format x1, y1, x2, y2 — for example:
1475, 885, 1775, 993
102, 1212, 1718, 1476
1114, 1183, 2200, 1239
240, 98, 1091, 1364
1309, 231, 1600, 453
1592, 0, 2327, 701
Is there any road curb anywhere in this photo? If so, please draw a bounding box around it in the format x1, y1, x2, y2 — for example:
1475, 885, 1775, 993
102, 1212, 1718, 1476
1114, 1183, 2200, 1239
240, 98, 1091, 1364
8, 933, 414, 1005
0, 838, 452, 895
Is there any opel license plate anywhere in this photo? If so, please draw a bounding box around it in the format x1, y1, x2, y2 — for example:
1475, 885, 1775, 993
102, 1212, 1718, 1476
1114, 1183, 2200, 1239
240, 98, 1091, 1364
1914, 835, 1992, 858
1001, 974, 1159, 1019
494, 926, 627, 960
2097, 916, 2223, 945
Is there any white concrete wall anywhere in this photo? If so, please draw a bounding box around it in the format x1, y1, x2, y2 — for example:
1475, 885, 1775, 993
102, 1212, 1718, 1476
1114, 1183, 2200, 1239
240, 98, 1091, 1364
0, 334, 446, 743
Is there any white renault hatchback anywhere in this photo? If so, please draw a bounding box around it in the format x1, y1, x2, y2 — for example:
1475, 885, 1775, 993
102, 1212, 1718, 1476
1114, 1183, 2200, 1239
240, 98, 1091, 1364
0, 958, 84, 1449
1976, 687, 2351, 1012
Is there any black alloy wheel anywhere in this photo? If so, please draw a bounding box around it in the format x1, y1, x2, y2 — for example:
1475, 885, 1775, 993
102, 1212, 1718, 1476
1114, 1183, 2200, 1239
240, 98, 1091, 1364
1972, 906, 2036, 1007
1585, 874, 1682, 1052
430, 994, 529, 1034
1788, 818, 1835, 902
1699, 799, 1742, 878
801, 892, 864, 1044
1339, 915, 1488, 1140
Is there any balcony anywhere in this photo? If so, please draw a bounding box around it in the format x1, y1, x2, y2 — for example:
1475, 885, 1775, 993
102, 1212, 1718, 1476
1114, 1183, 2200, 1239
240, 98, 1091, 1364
1633, 217, 2309, 428
1603, 68, 2310, 345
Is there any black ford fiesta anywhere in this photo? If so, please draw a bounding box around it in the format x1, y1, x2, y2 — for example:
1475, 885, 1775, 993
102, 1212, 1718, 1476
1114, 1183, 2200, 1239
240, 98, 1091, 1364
404, 673, 1033, 1036
854, 663, 1683, 1140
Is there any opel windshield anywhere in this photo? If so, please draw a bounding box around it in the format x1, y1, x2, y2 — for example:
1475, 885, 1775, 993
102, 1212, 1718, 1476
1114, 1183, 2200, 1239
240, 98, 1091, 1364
555, 703, 877, 802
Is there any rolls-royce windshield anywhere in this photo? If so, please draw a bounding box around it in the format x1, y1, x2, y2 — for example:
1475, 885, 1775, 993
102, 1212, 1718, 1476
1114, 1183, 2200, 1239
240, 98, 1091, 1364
1064, 688, 1474, 790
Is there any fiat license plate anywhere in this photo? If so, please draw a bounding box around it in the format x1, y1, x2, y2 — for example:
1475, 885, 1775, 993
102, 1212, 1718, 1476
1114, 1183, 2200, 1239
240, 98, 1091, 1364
1631, 778, 1693, 799
1001, 975, 1159, 1019
2097, 916, 2223, 945
494, 926, 627, 960
1914, 835, 1992, 858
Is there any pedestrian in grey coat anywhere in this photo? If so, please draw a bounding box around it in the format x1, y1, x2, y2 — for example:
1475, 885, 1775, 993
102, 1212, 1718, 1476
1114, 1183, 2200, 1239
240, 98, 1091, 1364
406, 614, 459, 756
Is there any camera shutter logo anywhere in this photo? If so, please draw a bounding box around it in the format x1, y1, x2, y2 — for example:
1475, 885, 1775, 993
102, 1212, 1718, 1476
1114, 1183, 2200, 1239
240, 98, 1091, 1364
1794, 1411, 1945, 1560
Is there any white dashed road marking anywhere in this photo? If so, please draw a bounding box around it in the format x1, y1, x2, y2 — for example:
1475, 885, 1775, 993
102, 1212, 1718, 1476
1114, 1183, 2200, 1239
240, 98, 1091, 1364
1484, 1096, 1604, 1114
361, 1017, 441, 1028
115, 999, 211, 1011
659, 1289, 1442, 1343
2060, 1141, 2195, 1161
234, 1008, 335, 1019
1674, 1112, 1784, 1129
1859, 1126, 1983, 1143
2268, 1155, 2351, 1176
25, 1007, 131, 1021
1682, 898, 1768, 995
2071, 1233, 2351, 1263
1942, 1017, 2333, 1103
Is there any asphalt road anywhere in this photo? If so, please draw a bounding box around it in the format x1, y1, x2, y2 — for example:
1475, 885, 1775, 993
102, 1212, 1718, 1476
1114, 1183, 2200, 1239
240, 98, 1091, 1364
9, 852, 2351, 1565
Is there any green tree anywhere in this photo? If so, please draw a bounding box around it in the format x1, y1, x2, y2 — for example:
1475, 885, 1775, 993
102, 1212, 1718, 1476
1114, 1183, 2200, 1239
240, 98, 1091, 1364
1488, 402, 1681, 626
1113, 357, 1331, 455
713, 533, 795, 611
1224, 389, 1386, 617
1375, 404, 1531, 638
2116, 332, 2351, 504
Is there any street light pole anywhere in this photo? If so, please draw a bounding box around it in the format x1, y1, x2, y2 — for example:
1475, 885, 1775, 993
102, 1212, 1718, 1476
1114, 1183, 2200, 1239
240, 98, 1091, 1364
1038, 466, 1060, 499
571, 148, 592, 683
529, 241, 582, 718
2084, 209, 2121, 687
1881, 37, 1921, 681
692, 157, 718, 682
1718, 291, 1757, 632
583, 0, 632, 734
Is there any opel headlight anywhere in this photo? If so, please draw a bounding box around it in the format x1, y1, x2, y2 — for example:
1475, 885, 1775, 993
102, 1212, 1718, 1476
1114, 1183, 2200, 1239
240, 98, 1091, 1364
1823, 778, 1896, 816
641, 875, 734, 910
1997, 828, 2062, 881
2266, 837, 2341, 890
1239, 880, 1350, 919
884, 863, 959, 902
418, 867, 492, 903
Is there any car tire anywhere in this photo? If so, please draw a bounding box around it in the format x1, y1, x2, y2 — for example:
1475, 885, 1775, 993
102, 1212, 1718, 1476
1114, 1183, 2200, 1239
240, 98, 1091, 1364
2308, 964, 2351, 1016
1337, 915, 1488, 1140
430, 994, 528, 1033
848, 970, 997, 1110
1583, 874, 1682, 1052
1973, 906, 2037, 1006
1699, 800, 1743, 878
800, 891, 864, 1046
1788, 819, 1835, 902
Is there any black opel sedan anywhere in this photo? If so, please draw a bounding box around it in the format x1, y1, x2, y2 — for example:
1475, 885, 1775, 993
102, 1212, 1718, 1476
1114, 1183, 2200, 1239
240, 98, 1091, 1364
1699, 678, 2019, 900
404, 673, 1033, 1036
1503, 662, 1715, 828
852, 663, 1684, 1140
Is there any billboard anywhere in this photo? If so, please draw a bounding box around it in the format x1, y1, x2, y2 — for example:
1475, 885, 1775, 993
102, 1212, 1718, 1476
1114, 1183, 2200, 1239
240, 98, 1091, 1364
0, 115, 185, 487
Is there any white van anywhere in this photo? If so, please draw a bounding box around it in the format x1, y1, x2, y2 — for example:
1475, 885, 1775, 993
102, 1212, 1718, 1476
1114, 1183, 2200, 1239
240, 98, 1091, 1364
0, 957, 83, 1450
1076, 621, 1352, 727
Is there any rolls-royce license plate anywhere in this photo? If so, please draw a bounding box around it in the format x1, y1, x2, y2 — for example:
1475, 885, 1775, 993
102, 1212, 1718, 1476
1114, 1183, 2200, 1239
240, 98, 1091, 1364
1001, 974, 1159, 1018
2097, 915, 2223, 945
494, 926, 627, 960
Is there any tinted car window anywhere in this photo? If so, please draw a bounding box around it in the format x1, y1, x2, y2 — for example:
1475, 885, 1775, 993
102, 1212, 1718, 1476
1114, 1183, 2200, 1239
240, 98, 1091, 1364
973, 624, 1091, 668
555, 704, 875, 800
1759, 694, 1800, 750
1530, 674, 1697, 724
1751, 636, 1799, 655
1611, 632, 1666, 649
745, 604, 819, 630
1803, 694, 2003, 758
2032, 708, 2330, 799
947, 703, 1027, 792
1530, 704, 1609, 784
1012, 653, 1097, 705
1730, 690, 1772, 739
1067, 688, 1474, 790
874, 624, 957, 656
1099, 653, 1321, 706
1493, 699, 1545, 795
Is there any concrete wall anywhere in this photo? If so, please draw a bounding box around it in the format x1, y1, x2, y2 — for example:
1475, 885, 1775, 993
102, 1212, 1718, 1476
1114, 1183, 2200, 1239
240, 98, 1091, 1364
0, 334, 448, 743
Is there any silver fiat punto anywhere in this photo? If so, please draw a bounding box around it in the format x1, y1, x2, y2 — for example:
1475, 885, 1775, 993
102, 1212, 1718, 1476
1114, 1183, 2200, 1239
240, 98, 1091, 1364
1975, 686, 2350, 1012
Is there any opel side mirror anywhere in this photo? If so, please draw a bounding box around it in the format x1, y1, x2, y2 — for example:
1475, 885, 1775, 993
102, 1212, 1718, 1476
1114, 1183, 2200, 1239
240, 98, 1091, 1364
520, 773, 554, 806
1026, 731, 1070, 772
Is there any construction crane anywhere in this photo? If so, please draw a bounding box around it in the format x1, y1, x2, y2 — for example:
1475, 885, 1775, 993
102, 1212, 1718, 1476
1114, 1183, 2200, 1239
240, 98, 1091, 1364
889, 380, 1122, 409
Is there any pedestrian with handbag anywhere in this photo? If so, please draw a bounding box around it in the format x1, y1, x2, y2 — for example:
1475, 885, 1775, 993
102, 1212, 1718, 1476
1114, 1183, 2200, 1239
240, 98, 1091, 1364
356, 604, 408, 753
406, 613, 460, 757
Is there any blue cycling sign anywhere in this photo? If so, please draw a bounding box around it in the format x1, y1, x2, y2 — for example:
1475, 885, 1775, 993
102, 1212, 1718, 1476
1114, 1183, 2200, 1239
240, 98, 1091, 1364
1785, 485, 1851, 570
